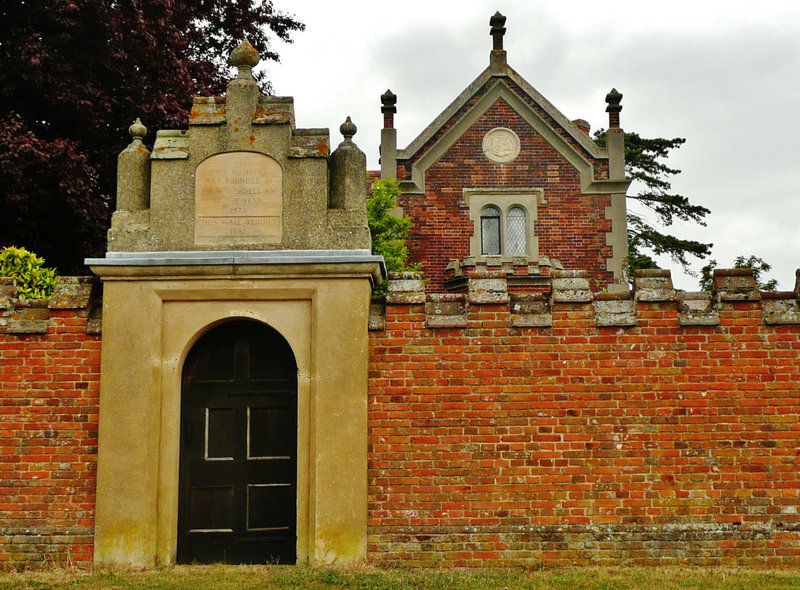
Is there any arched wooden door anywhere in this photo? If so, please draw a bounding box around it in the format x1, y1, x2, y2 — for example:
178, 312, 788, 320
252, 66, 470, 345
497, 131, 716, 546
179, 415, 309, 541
177, 320, 297, 563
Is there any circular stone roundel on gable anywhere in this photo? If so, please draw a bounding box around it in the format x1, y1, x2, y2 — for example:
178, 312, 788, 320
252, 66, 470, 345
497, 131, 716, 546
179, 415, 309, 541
482, 127, 521, 164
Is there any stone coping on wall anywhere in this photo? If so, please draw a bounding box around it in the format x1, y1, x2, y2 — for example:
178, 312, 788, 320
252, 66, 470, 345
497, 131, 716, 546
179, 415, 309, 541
0, 276, 101, 334
87, 249, 385, 271
369, 268, 800, 330
88, 250, 386, 286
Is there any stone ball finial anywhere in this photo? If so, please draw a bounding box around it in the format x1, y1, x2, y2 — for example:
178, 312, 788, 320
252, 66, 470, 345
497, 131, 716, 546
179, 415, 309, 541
605, 88, 623, 111
230, 39, 260, 78
128, 118, 147, 142
340, 116, 357, 141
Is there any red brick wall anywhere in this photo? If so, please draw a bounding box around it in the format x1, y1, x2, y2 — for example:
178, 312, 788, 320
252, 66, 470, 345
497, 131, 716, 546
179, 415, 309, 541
396, 89, 614, 291
0, 287, 100, 567
367, 278, 800, 566
4, 272, 799, 568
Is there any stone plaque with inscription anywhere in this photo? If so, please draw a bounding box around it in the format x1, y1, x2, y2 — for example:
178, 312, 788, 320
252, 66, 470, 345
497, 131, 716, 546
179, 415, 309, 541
195, 152, 282, 246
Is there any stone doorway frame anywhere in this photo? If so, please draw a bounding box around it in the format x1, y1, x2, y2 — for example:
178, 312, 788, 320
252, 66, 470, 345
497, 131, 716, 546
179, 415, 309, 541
89, 251, 382, 567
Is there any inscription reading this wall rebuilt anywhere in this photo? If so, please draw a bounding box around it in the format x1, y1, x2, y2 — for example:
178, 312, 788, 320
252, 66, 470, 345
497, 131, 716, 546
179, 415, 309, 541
195, 152, 282, 246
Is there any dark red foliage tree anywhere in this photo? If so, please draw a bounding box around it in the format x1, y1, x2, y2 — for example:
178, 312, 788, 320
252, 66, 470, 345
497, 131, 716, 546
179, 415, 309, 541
0, 1, 303, 272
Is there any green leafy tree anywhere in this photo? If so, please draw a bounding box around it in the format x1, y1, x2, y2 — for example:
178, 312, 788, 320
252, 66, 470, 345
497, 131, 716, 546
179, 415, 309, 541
594, 131, 712, 273
367, 178, 414, 272
699, 255, 778, 292
0, 246, 58, 300
0, 1, 303, 273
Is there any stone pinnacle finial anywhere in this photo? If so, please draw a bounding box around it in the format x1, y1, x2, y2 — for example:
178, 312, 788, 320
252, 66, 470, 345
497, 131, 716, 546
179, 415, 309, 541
381, 89, 397, 129
605, 88, 623, 128
381, 89, 397, 112
340, 116, 357, 141
128, 118, 147, 142
230, 39, 260, 78
490, 11, 507, 51
605, 88, 623, 111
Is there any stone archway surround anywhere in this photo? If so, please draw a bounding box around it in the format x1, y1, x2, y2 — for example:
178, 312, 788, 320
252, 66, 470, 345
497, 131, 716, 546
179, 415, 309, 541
89, 252, 381, 567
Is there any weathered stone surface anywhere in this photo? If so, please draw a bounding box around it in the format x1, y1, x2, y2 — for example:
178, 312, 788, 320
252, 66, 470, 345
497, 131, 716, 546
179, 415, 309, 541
762, 292, 800, 325
552, 270, 592, 303
714, 268, 761, 301
48, 277, 94, 309
150, 130, 189, 160
387, 274, 425, 293
385, 291, 426, 304
634, 269, 676, 302
426, 293, 467, 328
385, 273, 425, 304
0, 277, 17, 309
289, 130, 330, 158
594, 294, 636, 327
188, 96, 226, 124
253, 97, 294, 126
468, 273, 508, 304
369, 302, 386, 331
510, 292, 552, 327
470, 278, 506, 293
0, 300, 49, 333
677, 291, 720, 326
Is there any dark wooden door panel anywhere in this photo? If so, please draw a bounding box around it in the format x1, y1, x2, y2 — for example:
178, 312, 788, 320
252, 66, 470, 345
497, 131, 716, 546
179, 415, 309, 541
178, 321, 297, 564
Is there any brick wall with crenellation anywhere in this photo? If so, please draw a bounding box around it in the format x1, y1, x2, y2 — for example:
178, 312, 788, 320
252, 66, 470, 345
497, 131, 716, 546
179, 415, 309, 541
367, 269, 800, 566
0, 277, 101, 567
3, 268, 800, 568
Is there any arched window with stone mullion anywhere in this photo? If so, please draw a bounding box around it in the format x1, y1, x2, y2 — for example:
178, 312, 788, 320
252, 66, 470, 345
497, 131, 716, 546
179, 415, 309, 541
480, 205, 502, 255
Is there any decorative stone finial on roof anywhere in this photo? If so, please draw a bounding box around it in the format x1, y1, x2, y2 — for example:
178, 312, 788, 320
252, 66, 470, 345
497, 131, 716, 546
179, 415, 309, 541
381, 89, 397, 112
605, 88, 623, 128
230, 39, 260, 78
381, 89, 397, 129
340, 116, 357, 141
490, 11, 507, 51
128, 118, 147, 143
605, 88, 623, 111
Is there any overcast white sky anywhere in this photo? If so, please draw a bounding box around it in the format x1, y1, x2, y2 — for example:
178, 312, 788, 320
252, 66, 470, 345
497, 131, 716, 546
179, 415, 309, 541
264, 0, 800, 290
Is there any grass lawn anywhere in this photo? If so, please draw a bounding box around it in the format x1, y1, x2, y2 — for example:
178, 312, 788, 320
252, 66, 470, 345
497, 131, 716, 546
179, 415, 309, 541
1, 565, 800, 590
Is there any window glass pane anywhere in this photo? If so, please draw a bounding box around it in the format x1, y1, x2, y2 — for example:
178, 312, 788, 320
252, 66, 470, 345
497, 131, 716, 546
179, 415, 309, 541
480, 206, 501, 255
506, 206, 527, 255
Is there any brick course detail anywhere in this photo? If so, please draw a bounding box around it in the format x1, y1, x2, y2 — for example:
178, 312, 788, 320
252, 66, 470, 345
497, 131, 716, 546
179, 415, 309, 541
2, 270, 799, 567
0, 278, 100, 567
367, 271, 800, 567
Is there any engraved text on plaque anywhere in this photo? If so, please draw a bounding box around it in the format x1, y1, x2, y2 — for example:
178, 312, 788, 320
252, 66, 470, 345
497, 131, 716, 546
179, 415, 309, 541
195, 152, 282, 246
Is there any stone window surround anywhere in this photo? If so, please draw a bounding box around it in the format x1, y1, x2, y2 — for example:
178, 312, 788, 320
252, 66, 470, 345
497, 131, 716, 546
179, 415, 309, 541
462, 187, 545, 263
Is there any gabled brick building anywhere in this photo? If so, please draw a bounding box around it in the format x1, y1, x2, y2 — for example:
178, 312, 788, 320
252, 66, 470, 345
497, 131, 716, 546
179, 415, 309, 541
376, 12, 629, 291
